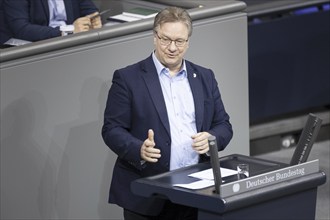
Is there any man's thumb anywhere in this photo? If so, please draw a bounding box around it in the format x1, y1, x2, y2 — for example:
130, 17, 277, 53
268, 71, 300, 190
148, 129, 154, 142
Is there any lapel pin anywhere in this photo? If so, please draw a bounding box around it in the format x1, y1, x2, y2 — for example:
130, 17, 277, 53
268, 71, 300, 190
193, 73, 197, 78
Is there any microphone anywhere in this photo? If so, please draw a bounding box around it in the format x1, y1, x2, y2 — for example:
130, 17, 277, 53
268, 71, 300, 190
290, 113, 322, 165
208, 135, 222, 194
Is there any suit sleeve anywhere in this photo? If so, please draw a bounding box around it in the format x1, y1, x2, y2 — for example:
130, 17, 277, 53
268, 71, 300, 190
77, 0, 98, 16
207, 69, 233, 151
65, 0, 98, 22
102, 70, 144, 166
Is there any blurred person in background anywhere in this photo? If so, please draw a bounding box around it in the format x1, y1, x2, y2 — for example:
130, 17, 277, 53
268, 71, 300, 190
1, 0, 102, 47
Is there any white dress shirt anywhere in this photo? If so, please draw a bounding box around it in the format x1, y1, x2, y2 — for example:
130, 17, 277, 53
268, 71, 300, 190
48, 0, 67, 27
152, 53, 199, 170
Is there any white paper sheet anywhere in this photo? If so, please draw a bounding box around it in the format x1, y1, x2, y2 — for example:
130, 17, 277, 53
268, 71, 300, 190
173, 179, 215, 190
188, 167, 238, 180
173, 167, 238, 190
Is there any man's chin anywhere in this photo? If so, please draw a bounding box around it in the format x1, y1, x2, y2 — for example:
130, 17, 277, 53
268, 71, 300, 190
165, 58, 180, 65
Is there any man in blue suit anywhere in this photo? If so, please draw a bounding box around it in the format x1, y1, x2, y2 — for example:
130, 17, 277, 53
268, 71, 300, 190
102, 7, 233, 220
2, 0, 101, 43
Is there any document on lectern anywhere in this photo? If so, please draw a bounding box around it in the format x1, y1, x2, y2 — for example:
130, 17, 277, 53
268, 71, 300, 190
173, 167, 237, 190
188, 167, 238, 180
173, 179, 215, 190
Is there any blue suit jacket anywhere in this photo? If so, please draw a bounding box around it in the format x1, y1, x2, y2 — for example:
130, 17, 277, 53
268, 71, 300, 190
102, 55, 233, 215
3, 0, 97, 42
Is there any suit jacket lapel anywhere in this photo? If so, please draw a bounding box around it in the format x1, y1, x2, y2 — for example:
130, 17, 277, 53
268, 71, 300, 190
141, 57, 171, 137
63, 0, 74, 23
41, 0, 50, 23
186, 62, 204, 132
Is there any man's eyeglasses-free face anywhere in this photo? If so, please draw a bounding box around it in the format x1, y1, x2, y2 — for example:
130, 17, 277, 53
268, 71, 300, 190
154, 31, 188, 47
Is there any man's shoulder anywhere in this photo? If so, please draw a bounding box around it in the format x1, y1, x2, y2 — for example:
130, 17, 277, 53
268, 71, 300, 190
117, 55, 153, 72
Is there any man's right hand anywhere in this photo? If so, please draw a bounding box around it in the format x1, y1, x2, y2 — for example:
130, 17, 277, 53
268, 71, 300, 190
140, 129, 161, 163
73, 17, 92, 33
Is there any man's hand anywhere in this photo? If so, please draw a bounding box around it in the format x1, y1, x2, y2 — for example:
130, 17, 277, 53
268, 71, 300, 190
191, 132, 211, 154
140, 129, 161, 163
73, 16, 92, 33
88, 12, 102, 29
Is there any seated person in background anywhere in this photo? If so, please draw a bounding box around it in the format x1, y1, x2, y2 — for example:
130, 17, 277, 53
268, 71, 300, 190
2, 0, 102, 44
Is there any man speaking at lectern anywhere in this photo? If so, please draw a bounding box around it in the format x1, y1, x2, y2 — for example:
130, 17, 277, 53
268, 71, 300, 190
102, 7, 233, 220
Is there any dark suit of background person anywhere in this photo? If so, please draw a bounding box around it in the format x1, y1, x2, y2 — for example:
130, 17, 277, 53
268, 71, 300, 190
0, 0, 12, 47
102, 7, 233, 220
3, 0, 100, 42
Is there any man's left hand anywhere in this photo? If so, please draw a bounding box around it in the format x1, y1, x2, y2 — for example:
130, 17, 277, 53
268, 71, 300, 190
191, 132, 211, 154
